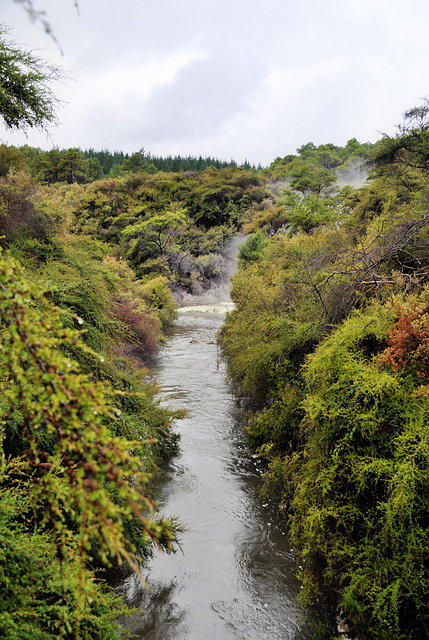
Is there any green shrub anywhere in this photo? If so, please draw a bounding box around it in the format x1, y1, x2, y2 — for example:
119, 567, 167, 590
289, 302, 429, 639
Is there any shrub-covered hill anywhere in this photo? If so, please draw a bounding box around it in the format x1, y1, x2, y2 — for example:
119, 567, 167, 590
0, 163, 273, 298
220, 103, 429, 639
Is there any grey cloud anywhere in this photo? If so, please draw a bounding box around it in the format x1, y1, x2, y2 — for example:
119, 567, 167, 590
118, 51, 267, 144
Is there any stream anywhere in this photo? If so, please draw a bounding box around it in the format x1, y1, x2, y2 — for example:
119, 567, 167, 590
114, 300, 309, 639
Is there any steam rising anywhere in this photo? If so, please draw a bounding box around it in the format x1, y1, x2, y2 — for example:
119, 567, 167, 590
336, 158, 368, 189
174, 234, 246, 308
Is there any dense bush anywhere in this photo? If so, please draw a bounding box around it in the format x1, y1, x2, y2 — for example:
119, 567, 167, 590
291, 298, 429, 639
220, 106, 429, 638
0, 253, 176, 639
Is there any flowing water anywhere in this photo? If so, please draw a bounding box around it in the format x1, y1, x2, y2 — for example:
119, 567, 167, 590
114, 300, 309, 639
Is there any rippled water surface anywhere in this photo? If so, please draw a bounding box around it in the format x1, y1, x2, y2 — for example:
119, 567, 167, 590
115, 308, 308, 640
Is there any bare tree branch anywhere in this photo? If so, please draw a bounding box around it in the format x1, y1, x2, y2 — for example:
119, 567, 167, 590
13, 0, 80, 54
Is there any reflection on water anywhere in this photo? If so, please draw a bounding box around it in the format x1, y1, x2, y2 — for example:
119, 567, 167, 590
114, 308, 309, 639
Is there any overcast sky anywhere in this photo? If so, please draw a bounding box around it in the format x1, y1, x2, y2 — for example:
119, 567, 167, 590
2, 0, 429, 166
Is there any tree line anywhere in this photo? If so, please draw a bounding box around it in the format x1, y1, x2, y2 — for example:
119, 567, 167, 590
0, 144, 256, 184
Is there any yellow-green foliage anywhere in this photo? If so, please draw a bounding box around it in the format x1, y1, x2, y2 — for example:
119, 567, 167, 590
220, 230, 350, 405
242, 204, 289, 234
0, 253, 174, 639
7, 232, 175, 365
1, 163, 269, 297
291, 301, 429, 639
141, 275, 177, 329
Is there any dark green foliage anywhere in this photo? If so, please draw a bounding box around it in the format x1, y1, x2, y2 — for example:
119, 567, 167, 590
15, 146, 252, 183
238, 229, 268, 266
56, 148, 87, 184
0, 25, 60, 132
144, 152, 249, 173
369, 100, 429, 177
60, 168, 270, 293
83, 149, 250, 176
